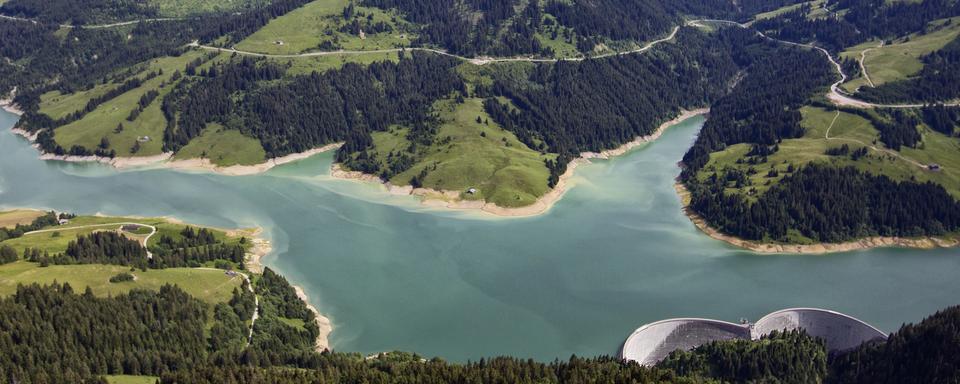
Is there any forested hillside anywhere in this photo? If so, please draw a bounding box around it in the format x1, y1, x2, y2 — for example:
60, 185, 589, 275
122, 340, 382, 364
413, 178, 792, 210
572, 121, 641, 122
2, 274, 958, 383
485, 27, 754, 186
678, 25, 960, 243
3, 0, 960, 226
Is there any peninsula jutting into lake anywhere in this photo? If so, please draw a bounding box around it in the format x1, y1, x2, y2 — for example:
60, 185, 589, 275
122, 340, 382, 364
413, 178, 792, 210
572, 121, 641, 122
2, 0, 960, 381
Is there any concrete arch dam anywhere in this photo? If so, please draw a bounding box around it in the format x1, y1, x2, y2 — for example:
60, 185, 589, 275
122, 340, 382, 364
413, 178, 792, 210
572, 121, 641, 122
619, 308, 888, 366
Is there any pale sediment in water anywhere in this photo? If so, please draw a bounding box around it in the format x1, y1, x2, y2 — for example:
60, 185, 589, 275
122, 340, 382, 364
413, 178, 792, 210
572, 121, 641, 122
163, 143, 343, 175
240, 228, 332, 351
9, 125, 342, 175
330, 109, 710, 217
674, 182, 960, 254
1, 90, 24, 116
294, 285, 333, 352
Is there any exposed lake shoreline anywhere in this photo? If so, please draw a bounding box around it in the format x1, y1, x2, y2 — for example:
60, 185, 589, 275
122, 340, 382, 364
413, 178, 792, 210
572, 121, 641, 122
0, 205, 334, 352
674, 182, 960, 254
331, 109, 710, 218
9, 125, 342, 175
0, 93, 23, 116
242, 231, 332, 352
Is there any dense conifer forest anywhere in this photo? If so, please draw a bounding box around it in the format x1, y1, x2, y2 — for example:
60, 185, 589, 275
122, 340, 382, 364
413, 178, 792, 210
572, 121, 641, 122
680, 43, 836, 175
2, 275, 958, 383
483, 28, 760, 186
678, 27, 960, 243
0, 211, 60, 242
689, 165, 960, 242
0, 0, 159, 24
857, 36, 960, 103
164, 53, 465, 158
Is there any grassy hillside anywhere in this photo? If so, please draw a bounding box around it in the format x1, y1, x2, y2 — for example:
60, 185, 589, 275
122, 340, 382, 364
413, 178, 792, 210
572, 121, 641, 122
39, 83, 119, 121
697, 105, 960, 204
0, 210, 253, 309
51, 51, 207, 157
1, 213, 251, 258
0, 210, 45, 229
752, 0, 825, 22
841, 17, 960, 92
150, 0, 268, 17
103, 376, 159, 384
348, 97, 555, 207
173, 123, 267, 166
234, 0, 414, 55
0, 261, 242, 303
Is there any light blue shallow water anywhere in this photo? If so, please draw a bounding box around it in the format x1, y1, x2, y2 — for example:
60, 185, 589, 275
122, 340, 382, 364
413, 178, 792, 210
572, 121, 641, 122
0, 110, 957, 361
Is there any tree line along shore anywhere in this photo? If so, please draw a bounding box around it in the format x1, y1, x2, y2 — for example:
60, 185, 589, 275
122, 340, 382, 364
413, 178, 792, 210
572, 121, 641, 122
2, 0, 960, 252
0, 208, 332, 363
1, 204, 958, 383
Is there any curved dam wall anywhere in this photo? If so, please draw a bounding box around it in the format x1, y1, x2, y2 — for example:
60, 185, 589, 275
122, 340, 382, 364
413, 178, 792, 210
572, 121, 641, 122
753, 308, 887, 352
619, 318, 750, 366
620, 308, 887, 366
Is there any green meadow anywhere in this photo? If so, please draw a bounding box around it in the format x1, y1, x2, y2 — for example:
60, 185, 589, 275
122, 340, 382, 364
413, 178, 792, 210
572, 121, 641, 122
150, 0, 266, 17
39, 83, 119, 121
173, 123, 267, 166
751, 0, 825, 22
841, 17, 960, 92
0, 261, 243, 303
0, 210, 45, 229
698, 106, 960, 202
0, 213, 251, 254
356, 97, 554, 207
103, 375, 160, 384
51, 51, 206, 157
234, 0, 414, 55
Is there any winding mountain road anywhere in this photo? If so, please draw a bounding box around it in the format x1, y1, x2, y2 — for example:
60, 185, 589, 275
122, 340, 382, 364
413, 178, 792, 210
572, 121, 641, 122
187, 25, 682, 65
859, 41, 884, 88
24, 222, 158, 258
0, 13, 184, 29
195, 266, 259, 346
4, 11, 958, 108
823, 110, 928, 169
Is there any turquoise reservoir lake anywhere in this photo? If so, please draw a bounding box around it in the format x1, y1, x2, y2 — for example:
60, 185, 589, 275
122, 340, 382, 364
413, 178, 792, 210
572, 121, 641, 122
1, 110, 958, 361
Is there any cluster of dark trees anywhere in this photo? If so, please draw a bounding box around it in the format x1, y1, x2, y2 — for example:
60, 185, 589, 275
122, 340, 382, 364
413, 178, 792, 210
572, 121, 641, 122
830, 305, 960, 384
360, 0, 551, 56
1, 0, 311, 121
546, 0, 735, 51
0, 283, 209, 382
0, 244, 17, 264
164, 53, 465, 176
146, 226, 247, 269
858, 36, 960, 104
3, 270, 960, 383
676, 34, 960, 243
0, 263, 324, 382
30, 224, 246, 270
0, 0, 159, 25
245, 268, 321, 366
680, 42, 835, 177
922, 104, 960, 136
155, 243, 246, 269
872, 109, 923, 150
484, 28, 766, 186
754, 0, 960, 52
659, 330, 828, 383
837, 0, 960, 39
752, 5, 866, 52
825, 143, 869, 160
46, 231, 148, 267
109, 272, 135, 283
0, 211, 58, 242
690, 165, 960, 242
